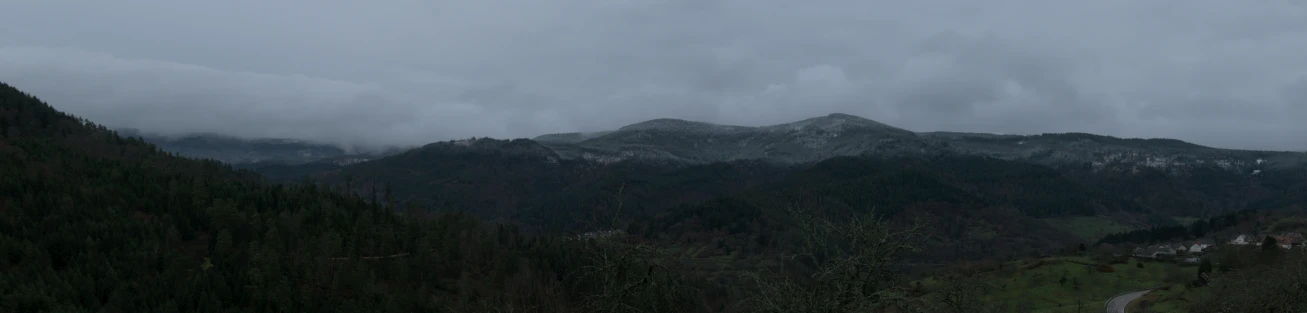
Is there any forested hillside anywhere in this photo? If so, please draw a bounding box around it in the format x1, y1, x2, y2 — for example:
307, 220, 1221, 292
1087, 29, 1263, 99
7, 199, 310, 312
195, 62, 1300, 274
269, 135, 1307, 263
636, 155, 1117, 261
0, 82, 701, 312
284, 138, 793, 233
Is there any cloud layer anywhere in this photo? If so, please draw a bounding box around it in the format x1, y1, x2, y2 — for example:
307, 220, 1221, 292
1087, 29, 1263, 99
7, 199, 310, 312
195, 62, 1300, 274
2, 0, 1306, 150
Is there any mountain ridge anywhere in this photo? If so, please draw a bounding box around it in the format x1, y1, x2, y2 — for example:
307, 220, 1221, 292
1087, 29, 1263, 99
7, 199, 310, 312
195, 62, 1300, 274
531, 112, 934, 164
523, 113, 1307, 173
130, 112, 1307, 172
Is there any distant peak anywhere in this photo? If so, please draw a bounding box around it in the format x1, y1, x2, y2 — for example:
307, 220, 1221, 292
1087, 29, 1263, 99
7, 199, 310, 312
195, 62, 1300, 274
616, 118, 747, 132
792, 113, 885, 125
533, 131, 613, 144
631, 118, 697, 125
816, 113, 895, 126
766, 113, 910, 134
824, 113, 866, 120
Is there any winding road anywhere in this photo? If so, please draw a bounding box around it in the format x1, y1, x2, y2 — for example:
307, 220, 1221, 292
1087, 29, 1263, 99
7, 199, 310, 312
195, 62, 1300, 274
1104, 289, 1152, 313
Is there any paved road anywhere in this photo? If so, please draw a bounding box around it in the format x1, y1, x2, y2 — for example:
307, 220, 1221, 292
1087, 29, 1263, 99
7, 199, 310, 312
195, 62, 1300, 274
1105, 290, 1152, 313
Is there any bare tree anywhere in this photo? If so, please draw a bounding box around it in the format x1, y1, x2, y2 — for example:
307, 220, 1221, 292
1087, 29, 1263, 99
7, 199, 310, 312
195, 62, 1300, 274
1074, 293, 1086, 313
932, 275, 1003, 313
741, 208, 926, 313
564, 183, 700, 313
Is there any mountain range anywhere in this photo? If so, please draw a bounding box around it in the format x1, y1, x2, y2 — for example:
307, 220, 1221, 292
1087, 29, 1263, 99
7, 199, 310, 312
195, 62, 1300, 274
535, 113, 1307, 173
172, 113, 1302, 262
142, 112, 1307, 176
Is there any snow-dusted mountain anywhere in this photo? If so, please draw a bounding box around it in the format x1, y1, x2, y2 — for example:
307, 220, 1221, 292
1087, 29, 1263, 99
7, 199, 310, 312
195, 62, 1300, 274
533, 113, 1307, 173
535, 113, 941, 164
920, 131, 1307, 174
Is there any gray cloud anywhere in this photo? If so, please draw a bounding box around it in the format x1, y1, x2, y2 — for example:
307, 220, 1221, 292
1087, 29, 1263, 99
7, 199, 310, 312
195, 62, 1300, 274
2, 0, 1306, 151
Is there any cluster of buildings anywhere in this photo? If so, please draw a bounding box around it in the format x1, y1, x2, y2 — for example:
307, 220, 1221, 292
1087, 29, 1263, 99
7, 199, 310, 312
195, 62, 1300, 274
1132, 239, 1217, 261
1130, 232, 1306, 263
1226, 232, 1306, 249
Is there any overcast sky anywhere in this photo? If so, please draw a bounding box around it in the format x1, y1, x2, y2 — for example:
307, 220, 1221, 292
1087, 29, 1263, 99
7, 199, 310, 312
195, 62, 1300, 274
2, 0, 1306, 151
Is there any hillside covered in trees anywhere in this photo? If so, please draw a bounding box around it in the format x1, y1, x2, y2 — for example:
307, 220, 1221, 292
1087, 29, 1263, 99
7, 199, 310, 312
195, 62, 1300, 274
253, 132, 1307, 264
266, 136, 1307, 233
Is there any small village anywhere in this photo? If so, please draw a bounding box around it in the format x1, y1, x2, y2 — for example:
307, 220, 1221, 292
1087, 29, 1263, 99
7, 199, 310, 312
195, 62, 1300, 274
1131, 231, 1307, 264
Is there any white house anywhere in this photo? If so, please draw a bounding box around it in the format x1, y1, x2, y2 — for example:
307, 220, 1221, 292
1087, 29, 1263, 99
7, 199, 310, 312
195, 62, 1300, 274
1134, 245, 1179, 259
1188, 239, 1216, 255
1229, 234, 1253, 245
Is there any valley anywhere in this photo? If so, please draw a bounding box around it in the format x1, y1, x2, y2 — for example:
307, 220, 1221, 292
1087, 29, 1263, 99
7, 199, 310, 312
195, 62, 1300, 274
4, 81, 1307, 312
184, 112, 1307, 264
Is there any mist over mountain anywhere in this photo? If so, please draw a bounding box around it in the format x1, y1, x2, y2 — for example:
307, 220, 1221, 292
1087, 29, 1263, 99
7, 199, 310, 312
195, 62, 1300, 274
121, 128, 412, 165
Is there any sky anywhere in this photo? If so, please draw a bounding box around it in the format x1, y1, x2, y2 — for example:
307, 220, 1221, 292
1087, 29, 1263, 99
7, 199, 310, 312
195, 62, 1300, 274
2, 0, 1306, 151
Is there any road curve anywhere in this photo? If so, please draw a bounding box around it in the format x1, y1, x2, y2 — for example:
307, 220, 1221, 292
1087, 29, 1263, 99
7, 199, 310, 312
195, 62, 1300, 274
1104, 289, 1152, 313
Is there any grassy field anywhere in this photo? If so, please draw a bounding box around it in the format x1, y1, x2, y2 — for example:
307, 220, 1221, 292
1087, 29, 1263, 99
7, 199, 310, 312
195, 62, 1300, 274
655, 239, 1199, 312
917, 256, 1194, 313
1043, 217, 1139, 242
1126, 283, 1210, 313
1266, 216, 1307, 233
